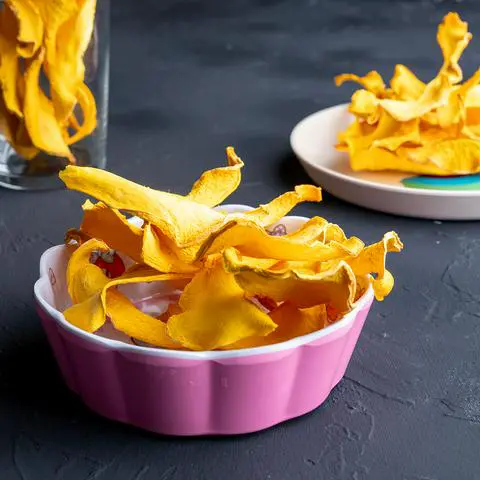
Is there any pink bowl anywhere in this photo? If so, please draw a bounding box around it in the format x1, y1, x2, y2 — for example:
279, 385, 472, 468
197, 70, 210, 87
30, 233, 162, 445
34, 205, 374, 436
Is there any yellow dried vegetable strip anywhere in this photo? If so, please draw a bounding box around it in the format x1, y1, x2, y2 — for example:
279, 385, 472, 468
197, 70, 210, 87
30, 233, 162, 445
390, 65, 425, 100
106, 290, 181, 348
59, 166, 225, 247
349, 147, 452, 175
243, 185, 322, 227
222, 303, 328, 350
196, 218, 359, 262
348, 231, 403, 300
48, 0, 96, 123
348, 90, 380, 125
66, 237, 109, 302
406, 138, 480, 174
64, 240, 191, 339
167, 256, 277, 351
378, 73, 452, 123
0, 5, 22, 117
437, 12, 471, 85
335, 71, 387, 97
0, 96, 37, 159
284, 217, 329, 244
37, 0, 80, 68
79, 201, 198, 273
436, 68, 480, 129
65, 82, 97, 145
372, 118, 421, 151
80, 200, 144, 262
142, 223, 200, 273
186, 146, 244, 207
24, 49, 73, 159
224, 248, 357, 313
5, 0, 44, 58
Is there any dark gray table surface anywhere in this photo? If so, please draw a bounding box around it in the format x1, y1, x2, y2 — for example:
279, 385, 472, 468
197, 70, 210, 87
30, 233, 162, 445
1, 0, 480, 479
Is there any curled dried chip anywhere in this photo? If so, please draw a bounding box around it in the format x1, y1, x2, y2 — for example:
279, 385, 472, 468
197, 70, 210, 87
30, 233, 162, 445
80, 200, 144, 262
348, 232, 403, 300
349, 147, 450, 175
24, 49, 72, 159
64, 239, 191, 345
244, 185, 322, 227
223, 248, 357, 313
349, 89, 380, 124
0, 5, 22, 117
390, 65, 425, 100
407, 139, 480, 174
65, 82, 97, 144
187, 146, 244, 207
167, 256, 277, 350
437, 12, 471, 85
59, 165, 225, 247
335, 71, 387, 97
196, 218, 358, 262
5, 0, 44, 58
223, 303, 328, 350
48, 0, 96, 123
378, 73, 451, 123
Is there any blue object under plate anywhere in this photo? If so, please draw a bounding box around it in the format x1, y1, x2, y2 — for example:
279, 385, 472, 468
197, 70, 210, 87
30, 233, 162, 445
401, 174, 480, 190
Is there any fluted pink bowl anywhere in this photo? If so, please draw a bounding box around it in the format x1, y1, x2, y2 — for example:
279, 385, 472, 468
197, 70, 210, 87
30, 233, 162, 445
34, 204, 374, 436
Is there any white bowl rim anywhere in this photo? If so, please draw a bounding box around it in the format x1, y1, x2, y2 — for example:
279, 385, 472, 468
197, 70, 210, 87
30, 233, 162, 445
34, 204, 374, 360
290, 103, 480, 198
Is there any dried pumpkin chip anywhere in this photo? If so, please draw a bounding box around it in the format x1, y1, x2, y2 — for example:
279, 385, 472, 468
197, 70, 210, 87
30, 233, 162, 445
196, 218, 357, 262
0, 5, 22, 117
223, 302, 328, 350
390, 65, 425, 100
24, 49, 72, 159
378, 73, 452, 123
5, 0, 44, 58
38, 0, 80, 69
65, 82, 97, 144
335, 71, 387, 97
48, 0, 96, 123
80, 200, 144, 263
348, 232, 403, 300
244, 185, 322, 227
167, 256, 277, 350
106, 289, 181, 348
186, 146, 244, 207
59, 166, 225, 247
223, 248, 357, 313
437, 12, 471, 85
349, 89, 380, 124
64, 239, 191, 341
350, 147, 451, 175
407, 139, 480, 174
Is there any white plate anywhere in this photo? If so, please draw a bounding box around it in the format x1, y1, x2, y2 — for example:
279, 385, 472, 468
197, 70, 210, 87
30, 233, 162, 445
290, 103, 480, 220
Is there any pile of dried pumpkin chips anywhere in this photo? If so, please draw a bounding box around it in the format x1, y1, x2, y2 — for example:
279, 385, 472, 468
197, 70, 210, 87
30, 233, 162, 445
59, 147, 403, 351
335, 12, 480, 176
0, 0, 97, 162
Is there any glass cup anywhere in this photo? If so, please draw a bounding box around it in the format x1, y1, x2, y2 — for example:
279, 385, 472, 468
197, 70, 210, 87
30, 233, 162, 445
0, 0, 110, 190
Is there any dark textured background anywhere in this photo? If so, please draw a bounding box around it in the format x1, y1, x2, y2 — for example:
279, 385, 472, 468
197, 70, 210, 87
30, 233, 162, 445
1, 0, 480, 478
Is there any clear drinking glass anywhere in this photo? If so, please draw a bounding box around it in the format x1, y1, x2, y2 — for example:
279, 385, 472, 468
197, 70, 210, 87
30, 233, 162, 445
0, 0, 110, 190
